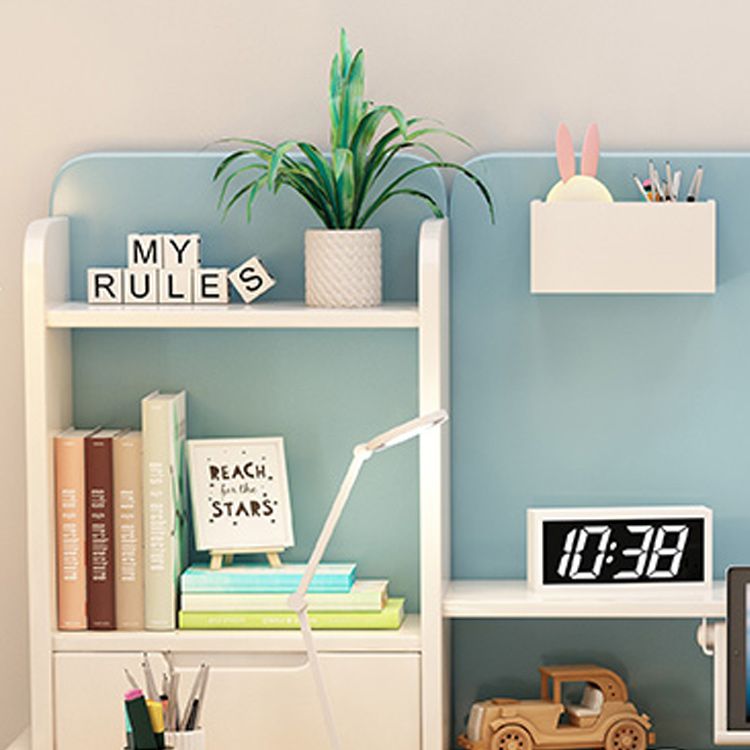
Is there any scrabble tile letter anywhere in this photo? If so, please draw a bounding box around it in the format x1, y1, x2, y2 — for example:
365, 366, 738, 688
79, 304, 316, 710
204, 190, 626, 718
159, 269, 193, 304
229, 256, 276, 304
163, 234, 201, 269
124, 269, 158, 304
88, 268, 123, 304
128, 234, 163, 268
194, 269, 229, 304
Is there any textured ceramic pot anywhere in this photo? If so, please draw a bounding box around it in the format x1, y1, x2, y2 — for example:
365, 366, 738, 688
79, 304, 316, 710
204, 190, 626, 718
304, 228, 382, 308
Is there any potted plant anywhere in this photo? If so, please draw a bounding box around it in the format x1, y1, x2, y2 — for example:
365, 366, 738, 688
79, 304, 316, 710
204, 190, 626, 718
214, 29, 494, 308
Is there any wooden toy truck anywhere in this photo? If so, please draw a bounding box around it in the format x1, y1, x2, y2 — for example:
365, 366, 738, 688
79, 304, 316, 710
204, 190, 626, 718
457, 665, 655, 750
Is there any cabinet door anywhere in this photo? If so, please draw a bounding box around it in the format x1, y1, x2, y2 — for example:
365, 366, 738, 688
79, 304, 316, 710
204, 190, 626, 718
54, 651, 420, 750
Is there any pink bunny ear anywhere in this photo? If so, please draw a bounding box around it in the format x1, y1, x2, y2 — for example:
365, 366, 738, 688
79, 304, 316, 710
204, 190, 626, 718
556, 123, 575, 183
581, 123, 600, 177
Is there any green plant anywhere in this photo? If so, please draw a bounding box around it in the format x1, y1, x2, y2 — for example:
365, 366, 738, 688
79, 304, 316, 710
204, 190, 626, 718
213, 29, 494, 229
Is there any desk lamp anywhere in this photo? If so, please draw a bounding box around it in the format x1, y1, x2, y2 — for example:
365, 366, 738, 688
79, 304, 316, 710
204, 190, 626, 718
287, 409, 449, 750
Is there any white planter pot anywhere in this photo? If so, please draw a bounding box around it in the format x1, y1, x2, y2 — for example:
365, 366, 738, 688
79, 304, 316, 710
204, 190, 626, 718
305, 228, 382, 308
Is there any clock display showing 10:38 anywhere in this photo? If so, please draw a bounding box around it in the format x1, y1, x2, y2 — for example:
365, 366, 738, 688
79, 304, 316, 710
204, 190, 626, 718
542, 518, 705, 585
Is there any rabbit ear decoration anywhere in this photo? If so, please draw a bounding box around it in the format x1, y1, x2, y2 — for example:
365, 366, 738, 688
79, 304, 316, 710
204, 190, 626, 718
581, 123, 600, 177
556, 123, 575, 183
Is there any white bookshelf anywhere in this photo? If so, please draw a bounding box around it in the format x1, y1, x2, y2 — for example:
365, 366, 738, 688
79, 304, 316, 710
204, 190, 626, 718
52, 613, 422, 653
23, 216, 450, 750
46, 301, 420, 329
443, 580, 725, 619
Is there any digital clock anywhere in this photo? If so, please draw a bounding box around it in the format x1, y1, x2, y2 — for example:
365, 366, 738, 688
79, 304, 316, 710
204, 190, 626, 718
527, 506, 712, 592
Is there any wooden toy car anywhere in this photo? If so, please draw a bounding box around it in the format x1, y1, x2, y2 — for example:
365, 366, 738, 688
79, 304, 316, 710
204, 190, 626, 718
457, 664, 655, 750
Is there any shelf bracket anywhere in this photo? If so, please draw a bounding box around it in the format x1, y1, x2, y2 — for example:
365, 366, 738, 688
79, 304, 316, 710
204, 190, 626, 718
697, 618, 717, 656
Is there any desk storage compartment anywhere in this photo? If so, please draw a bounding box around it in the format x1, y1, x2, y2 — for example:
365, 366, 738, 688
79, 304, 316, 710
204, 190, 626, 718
54, 651, 421, 750
530, 199, 716, 294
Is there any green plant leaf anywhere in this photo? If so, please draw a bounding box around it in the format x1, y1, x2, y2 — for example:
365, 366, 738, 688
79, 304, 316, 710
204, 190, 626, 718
268, 140, 301, 191
217, 163, 266, 208
355, 188, 444, 228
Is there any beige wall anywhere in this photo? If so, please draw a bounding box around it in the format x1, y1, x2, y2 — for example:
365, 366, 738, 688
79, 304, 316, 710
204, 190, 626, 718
2, 0, 750, 744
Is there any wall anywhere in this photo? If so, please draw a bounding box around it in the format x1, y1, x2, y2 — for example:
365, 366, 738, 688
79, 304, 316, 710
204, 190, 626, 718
2, 0, 750, 744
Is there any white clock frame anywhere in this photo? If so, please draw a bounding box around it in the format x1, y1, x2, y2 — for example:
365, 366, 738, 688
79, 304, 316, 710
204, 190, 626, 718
527, 505, 713, 594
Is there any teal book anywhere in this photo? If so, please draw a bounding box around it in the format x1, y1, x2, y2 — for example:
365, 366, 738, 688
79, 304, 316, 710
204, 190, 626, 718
179, 597, 405, 630
181, 562, 357, 594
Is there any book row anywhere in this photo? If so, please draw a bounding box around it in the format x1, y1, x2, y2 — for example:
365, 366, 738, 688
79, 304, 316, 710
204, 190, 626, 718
54, 391, 187, 630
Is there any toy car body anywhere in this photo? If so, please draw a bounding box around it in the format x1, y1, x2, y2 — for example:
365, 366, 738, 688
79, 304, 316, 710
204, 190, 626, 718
457, 665, 655, 750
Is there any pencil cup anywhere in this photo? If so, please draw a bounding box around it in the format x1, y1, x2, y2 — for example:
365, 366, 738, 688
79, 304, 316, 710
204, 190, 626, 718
164, 729, 206, 750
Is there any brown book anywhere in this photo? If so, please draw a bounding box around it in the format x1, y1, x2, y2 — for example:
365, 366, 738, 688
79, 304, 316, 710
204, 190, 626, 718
54, 428, 96, 630
85, 429, 121, 630
113, 431, 144, 630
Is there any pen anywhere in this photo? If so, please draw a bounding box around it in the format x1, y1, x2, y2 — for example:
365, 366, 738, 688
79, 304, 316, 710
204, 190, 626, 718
665, 160, 673, 199
632, 174, 650, 202
193, 665, 210, 730
142, 653, 159, 701
687, 165, 704, 202
180, 665, 205, 731
186, 665, 208, 730
125, 668, 141, 692
671, 171, 682, 201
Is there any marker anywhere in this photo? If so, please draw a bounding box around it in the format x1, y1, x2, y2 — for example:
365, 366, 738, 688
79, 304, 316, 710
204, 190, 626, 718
146, 699, 166, 749
125, 689, 158, 750
632, 174, 650, 202
125, 705, 135, 750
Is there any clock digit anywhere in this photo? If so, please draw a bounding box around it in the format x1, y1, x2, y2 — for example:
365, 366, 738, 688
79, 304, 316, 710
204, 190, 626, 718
568, 525, 611, 580
613, 525, 654, 580
557, 528, 578, 578
646, 524, 690, 579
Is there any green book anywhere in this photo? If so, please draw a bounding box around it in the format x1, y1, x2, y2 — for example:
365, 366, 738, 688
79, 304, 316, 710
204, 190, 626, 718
181, 579, 388, 612
179, 597, 405, 630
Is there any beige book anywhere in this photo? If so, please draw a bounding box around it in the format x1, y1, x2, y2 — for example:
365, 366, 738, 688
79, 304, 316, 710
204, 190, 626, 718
55, 428, 96, 630
113, 431, 144, 630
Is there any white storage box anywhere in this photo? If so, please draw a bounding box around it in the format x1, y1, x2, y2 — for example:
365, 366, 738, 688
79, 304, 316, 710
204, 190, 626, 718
530, 199, 716, 294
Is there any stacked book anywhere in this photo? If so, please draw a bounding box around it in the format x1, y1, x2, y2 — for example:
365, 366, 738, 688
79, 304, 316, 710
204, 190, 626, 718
178, 563, 405, 630
53, 391, 187, 631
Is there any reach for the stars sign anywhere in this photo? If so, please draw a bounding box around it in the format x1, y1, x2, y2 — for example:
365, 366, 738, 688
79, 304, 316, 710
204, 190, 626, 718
187, 437, 294, 553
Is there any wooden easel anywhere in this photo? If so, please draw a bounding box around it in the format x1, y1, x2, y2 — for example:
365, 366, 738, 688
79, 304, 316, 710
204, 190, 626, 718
209, 548, 283, 570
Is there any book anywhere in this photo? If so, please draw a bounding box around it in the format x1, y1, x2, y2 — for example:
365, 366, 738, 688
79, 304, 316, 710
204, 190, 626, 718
54, 428, 96, 630
142, 391, 188, 630
178, 597, 405, 630
180, 562, 357, 594
85, 429, 122, 630
181, 579, 388, 612
113, 431, 144, 630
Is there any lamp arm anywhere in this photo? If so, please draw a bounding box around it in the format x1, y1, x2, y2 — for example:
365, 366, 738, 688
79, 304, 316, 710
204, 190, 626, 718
290, 446, 369, 605
287, 446, 369, 750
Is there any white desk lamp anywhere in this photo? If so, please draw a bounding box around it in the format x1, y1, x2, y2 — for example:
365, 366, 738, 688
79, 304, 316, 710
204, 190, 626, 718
287, 409, 449, 750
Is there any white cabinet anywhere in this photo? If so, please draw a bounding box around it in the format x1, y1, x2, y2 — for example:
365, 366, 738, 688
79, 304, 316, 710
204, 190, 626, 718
54, 652, 421, 750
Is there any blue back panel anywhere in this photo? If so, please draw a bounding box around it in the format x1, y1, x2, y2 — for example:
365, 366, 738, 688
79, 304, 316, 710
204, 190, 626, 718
451, 153, 750, 748
51, 153, 447, 613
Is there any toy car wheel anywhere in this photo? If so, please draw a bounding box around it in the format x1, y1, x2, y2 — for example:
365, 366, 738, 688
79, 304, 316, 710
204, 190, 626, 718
605, 720, 648, 750
492, 726, 533, 750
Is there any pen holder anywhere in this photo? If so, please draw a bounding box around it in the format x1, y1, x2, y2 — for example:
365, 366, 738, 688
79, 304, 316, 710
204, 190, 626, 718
165, 729, 206, 750
530, 199, 717, 294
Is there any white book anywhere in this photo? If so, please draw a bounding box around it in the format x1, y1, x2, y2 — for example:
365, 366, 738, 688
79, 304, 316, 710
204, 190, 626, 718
142, 391, 187, 630
181, 579, 389, 612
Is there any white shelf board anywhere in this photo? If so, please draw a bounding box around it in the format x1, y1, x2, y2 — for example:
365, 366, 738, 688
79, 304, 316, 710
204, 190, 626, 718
52, 614, 421, 653
443, 580, 725, 619
45, 301, 419, 329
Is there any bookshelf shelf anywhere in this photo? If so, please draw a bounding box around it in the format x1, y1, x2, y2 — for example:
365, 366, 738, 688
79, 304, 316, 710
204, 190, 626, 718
443, 580, 725, 619
52, 614, 422, 653
46, 301, 420, 329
